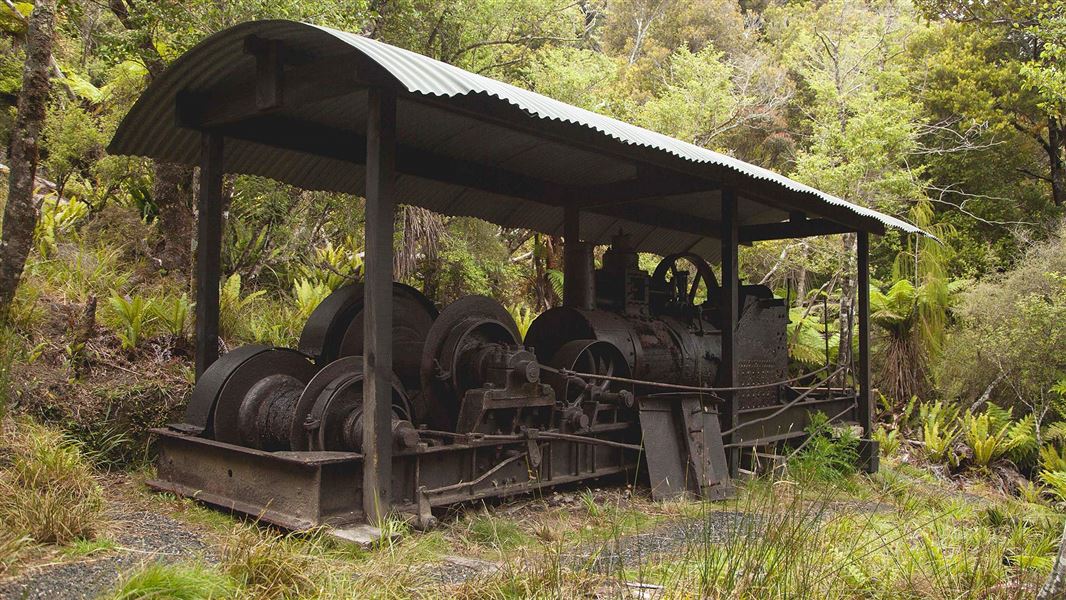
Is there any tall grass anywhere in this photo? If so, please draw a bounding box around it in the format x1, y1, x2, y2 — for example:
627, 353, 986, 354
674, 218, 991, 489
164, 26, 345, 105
103, 562, 233, 600
0, 419, 105, 544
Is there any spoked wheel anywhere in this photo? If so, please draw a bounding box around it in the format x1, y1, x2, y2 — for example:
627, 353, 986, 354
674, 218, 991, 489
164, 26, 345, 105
545, 339, 632, 408
651, 252, 719, 309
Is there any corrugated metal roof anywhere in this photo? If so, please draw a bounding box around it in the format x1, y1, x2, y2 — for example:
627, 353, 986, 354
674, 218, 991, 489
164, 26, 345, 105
109, 19, 927, 244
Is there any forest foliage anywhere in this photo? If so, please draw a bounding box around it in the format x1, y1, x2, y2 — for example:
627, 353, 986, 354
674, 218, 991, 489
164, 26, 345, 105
0, 0, 1064, 488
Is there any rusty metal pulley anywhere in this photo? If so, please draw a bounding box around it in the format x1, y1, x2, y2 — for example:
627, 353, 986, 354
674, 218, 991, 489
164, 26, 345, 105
297, 282, 437, 395
207, 348, 316, 449
297, 357, 416, 452
419, 296, 521, 431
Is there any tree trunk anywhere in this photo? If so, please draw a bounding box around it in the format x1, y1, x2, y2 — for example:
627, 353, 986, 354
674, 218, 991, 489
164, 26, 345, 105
153, 161, 195, 273
0, 0, 56, 321
1050, 118, 1064, 207
1039, 521, 1066, 600
108, 0, 195, 275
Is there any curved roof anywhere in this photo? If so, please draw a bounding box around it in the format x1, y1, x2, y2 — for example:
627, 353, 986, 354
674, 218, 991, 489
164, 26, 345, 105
109, 20, 924, 260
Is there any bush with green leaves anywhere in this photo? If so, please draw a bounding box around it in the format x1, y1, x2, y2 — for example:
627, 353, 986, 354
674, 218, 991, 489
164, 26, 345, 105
107, 292, 155, 350
219, 274, 265, 340
936, 223, 1066, 414
152, 293, 193, 340
788, 412, 859, 482
292, 278, 332, 322
33, 197, 89, 257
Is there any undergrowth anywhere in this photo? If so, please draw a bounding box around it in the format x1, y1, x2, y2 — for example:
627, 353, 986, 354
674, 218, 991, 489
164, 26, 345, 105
0, 419, 105, 545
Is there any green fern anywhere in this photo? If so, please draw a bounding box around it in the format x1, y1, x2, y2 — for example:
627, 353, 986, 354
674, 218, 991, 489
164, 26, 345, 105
963, 411, 1017, 468
1040, 444, 1066, 473
1039, 470, 1066, 503
507, 305, 537, 340
923, 419, 959, 465
107, 291, 154, 350
151, 294, 193, 339
1006, 413, 1038, 466
1045, 421, 1066, 444
292, 278, 332, 321
219, 274, 265, 339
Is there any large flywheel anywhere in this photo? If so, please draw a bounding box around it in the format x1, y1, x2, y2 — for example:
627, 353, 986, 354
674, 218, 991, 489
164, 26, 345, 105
418, 296, 522, 431
297, 282, 438, 394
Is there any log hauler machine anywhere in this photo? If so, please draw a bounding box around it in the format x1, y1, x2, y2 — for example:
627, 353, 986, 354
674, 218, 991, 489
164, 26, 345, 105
107, 20, 928, 535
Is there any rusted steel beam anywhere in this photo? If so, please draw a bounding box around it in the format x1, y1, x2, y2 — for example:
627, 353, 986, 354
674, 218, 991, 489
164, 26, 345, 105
362, 88, 396, 523
195, 132, 223, 379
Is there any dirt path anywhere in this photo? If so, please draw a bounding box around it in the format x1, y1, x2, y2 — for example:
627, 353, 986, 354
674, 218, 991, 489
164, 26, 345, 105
0, 504, 211, 600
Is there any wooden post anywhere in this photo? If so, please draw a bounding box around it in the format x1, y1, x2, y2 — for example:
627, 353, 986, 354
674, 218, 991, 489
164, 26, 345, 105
195, 132, 223, 379
857, 232, 872, 438
562, 205, 592, 309
362, 87, 396, 524
720, 189, 739, 474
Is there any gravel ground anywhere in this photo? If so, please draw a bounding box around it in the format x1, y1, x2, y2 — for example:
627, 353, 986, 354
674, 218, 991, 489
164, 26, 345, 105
0, 505, 211, 600
570, 511, 756, 575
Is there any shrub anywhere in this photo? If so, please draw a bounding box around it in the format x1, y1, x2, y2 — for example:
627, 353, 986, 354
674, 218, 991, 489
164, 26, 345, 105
507, 304, 536, 340
919, 401, 960, 465
788, 412, 859, 482
107, 291, 155, 350
0, 420, 104, 544
873, 425, 901, 458
104, 562, 233, 600
34, 197, 89, 257
152, 293, 193, 339
219, 274, 265, 340
963, 411, 1018, 468
292, 277, 331, 322
935, 223, 1066, 412
297, 239, 362, 290
222, 525, 318, 599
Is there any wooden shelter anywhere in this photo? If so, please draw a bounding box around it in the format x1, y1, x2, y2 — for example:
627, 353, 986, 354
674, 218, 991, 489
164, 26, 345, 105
109, 20, 925, 523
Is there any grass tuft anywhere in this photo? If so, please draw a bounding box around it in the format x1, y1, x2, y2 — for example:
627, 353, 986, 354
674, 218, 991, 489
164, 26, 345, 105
0, 419, 105, 544
104, 562, 234, 600
221, 524, 319, 599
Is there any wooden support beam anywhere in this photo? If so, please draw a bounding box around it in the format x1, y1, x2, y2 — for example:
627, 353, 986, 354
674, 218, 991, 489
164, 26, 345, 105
739, 218, 853, 243
244, 35, 284, 111
589, 202, 721, 237
176, 54, 371, 129
562, 204, 593, 309
719, 188, 739, 475
362, 88, 396, 524
195, 132, 224, 379
211, 115, 557, 203
565, 171, 720, 208
857, 232, 872, 443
